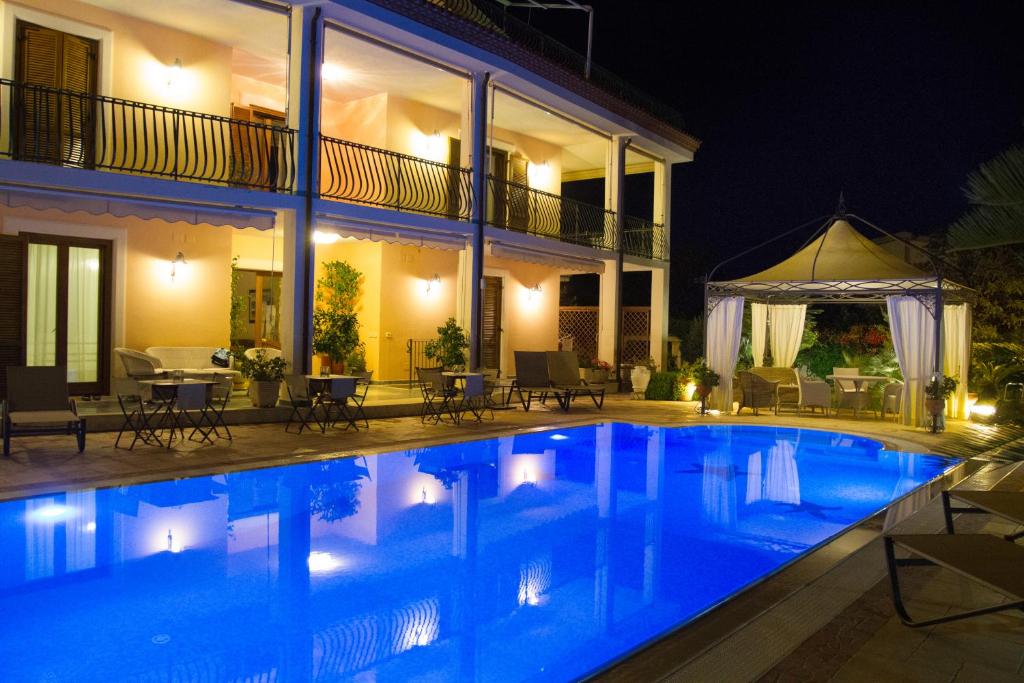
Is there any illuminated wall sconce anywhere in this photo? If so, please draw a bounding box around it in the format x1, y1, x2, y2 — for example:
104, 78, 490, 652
423, 273, 441, 295
527, 283, 542, 301
528, 160, 551, 188
166, 58, 183, 91
313, 230, 341, 245
170, 252, 188, 281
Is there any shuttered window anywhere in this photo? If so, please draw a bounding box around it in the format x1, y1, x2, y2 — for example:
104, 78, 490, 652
14, 21, 98, 167
481, 276, 503, 371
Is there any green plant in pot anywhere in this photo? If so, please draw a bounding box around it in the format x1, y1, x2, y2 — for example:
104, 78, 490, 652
312, 309, 360, 372
925, 374, 958, 416
424, 318, 469, 370
693, 359, 720, 414
238, 349, 287, 408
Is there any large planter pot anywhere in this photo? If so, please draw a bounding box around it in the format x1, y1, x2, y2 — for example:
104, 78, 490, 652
249, 380, 281, 408
925, 398, 945, 416
582, 368, 609, 385
696, 384, 714, 400
630, 366, 651, 397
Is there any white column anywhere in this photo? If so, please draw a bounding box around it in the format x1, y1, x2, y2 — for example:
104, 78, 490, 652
599, 135, 628, 376
468, 72, 489, 369
653, 159, 671, 245
649, 265, 669, 370
278, 208, 307, 373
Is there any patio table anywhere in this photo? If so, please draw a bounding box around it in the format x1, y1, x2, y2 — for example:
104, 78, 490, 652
304, 375, 360, 430
825, 374, 888, 418
136, 378, 219, 447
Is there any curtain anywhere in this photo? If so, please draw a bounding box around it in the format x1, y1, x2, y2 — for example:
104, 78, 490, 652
751, 303, 767, 367
943, 304, 971, 419
26, 243, 58, 367
768, 304, 806, 368
764, 439, 801, 504
706, 296, 744, 412
67, 247, 101, 383
701, 449, 736, 527
887, 295, 937, 428
745, 451, 763, 504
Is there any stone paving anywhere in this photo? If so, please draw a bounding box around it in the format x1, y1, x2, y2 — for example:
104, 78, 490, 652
2, 395, 1022, 681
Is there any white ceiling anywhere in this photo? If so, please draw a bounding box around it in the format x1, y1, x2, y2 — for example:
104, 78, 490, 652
492, 90, 607, 172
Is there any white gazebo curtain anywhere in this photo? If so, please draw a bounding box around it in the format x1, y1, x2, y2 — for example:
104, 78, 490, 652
886, 295, 937, 428
751, 303, 767, 367
768, 304, 806, 368
943, 304, 971, 419
706, 296, 744, 412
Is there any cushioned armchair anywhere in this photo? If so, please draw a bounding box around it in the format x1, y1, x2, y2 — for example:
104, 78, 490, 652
797, 373, 831, 415
737, 371, 779, 415
114, 347, 165, 379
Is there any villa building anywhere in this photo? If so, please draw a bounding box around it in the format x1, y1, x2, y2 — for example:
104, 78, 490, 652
0, 0, 697, 395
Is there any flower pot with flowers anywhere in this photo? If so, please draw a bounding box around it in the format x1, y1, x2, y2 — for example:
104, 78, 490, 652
238, 349, 287, 408
925, 374, 957, 431
581, 358, 612, 385
693, 359, 720, 415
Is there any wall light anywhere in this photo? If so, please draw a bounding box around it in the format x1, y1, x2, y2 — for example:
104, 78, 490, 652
528, 160, 551, 188
414, 130, 447, 162
527, 284, 542, 301
165, 58, 184, 96
170, 252, 188, 281
423, 273, 441, 295
313, 230, 341, 245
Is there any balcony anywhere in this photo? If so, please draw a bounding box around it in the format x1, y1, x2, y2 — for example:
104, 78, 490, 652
319, 136, 473, 221
487, 175, 616, 251
0, 79, 296, 192
622, 216, 668, 261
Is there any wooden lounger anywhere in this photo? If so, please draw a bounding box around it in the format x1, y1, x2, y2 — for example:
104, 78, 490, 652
943, 490, 1024, 541
884, 534, 1024, 627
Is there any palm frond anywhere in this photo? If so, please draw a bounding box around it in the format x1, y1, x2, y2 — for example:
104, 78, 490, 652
947, 146, 1024, 251
964, 146, 1024, 207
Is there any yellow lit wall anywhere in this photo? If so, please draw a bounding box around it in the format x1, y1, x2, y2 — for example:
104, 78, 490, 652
486, 255, 561, 375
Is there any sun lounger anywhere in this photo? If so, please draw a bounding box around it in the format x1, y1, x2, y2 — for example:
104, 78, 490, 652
884, 533, 1024, 627
942, 490, 1024, 541
3, 366, 86, 457
514, 351, 570, 412
546, 351, 605, 409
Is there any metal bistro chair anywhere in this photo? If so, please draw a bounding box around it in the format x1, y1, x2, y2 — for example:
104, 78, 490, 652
115, 393, 164, 449
175, 382, 216, 445
323, 377, 359, 431
417, 367, 456, 423
206, 373, 234, 441
284, 375, 323, 434
458, 374, 494, 423
350, 371, 373, 429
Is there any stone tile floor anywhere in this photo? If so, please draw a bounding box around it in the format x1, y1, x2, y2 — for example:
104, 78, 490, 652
3, 394, 1023, 681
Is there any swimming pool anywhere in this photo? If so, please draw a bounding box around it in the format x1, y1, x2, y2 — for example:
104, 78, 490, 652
0, 423, 956, 682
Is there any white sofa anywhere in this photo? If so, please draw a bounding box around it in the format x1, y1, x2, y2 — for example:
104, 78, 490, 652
145, 347, 240, 380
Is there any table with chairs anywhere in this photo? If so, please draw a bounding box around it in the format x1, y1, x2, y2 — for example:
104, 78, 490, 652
117, 374, 232, 449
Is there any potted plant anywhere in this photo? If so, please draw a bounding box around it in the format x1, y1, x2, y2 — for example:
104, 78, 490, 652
581, 358, 612, 385
346, 342, 368, 375
925, 374, 958, 417
313, 309, 360, 373
238, 349, 287, 408
424, 318, 469, 370
693, 359, 720, 415
630, 357, 657, 397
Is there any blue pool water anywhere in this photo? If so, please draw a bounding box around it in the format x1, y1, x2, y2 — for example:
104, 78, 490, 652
0, 423, 956, 682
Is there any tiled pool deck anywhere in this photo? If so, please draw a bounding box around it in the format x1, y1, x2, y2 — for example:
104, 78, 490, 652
2, 395, 1022, 681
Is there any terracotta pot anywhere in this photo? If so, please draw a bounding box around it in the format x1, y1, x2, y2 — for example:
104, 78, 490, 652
696, 384, 714, 399
249, 380, 280, 408
925, 398, 945, 415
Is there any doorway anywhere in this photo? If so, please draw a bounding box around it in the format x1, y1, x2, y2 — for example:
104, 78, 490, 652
481, 275, 503, 371
231, 268, 282, 350
23, 233, 112, 396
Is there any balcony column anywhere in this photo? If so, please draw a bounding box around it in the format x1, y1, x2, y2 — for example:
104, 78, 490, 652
285, 5, 323, 373
650, 160, 671, 369
598, 134, 628, 378
468, 72, 490, 368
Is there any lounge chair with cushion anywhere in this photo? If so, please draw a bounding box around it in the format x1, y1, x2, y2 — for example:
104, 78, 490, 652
736, 371, 779, 415
547, 350, 605, 409
3, 366, 86, 457
942, 489, 1024, 541
514, 351, 570, 412
884, 533, 1024, 627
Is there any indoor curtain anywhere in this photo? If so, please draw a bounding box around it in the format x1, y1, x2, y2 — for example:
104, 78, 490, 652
706, 296, 744, 412
768, 304, 806, 368
943, 304, 971, 419
67, 247, 101, 384
886, 295, 937, 428
751, 303, 767, 367
26, 243, 58, 367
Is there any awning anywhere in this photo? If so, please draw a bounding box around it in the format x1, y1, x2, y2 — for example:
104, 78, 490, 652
315, 214, 467, 251
0, 186, 276, 230
489, 241, 606, 273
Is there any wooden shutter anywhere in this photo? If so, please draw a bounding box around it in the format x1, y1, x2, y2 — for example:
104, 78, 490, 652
508, 154, 529, 231
446, 137, 461, 218
14, 21, 97, 167
0, 236, 27, 400
489, 148, 509, 227
481, 276, 503, 371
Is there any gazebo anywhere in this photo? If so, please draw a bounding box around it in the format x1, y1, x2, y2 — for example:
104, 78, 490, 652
703, 208, 973, 427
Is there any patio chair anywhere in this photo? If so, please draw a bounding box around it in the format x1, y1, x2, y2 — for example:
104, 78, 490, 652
322, 377, 359, 431
207, 373, 233, 440
115, 393, 164, 449
114, 347, 166, 380
736, 371, 779, 415
833, 367, 868, 416
514, 351, 570, 412
942, 490, 1024, 541
547, 350, 605, 409
457, 374, 494, 422
797, 373, 830, 415
417, 367, 456, 424
884, 533, 1024, 627
3, 366, 86, 457
880, 382, 903, 422
350, 371, 373, 428
284, 375, 322, 434
173, 382, 214, 446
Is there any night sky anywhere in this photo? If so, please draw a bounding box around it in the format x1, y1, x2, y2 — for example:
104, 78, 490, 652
518, 1, 1024, 314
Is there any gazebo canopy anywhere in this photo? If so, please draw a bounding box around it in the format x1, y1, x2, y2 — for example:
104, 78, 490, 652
707, 217, 970, 304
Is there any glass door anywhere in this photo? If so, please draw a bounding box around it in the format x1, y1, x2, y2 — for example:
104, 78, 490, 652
24, 234, 111, 396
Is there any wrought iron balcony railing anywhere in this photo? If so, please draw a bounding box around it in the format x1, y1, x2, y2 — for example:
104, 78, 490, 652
622, 216, 668, 261
0, 79, 295, 192
319, 136, 473, 221
486, 175, 616, 251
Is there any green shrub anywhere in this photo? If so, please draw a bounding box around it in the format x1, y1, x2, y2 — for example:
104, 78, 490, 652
646, 371, 683, 400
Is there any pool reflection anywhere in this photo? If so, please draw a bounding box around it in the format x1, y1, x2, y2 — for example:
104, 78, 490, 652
0, 424, 955, 682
